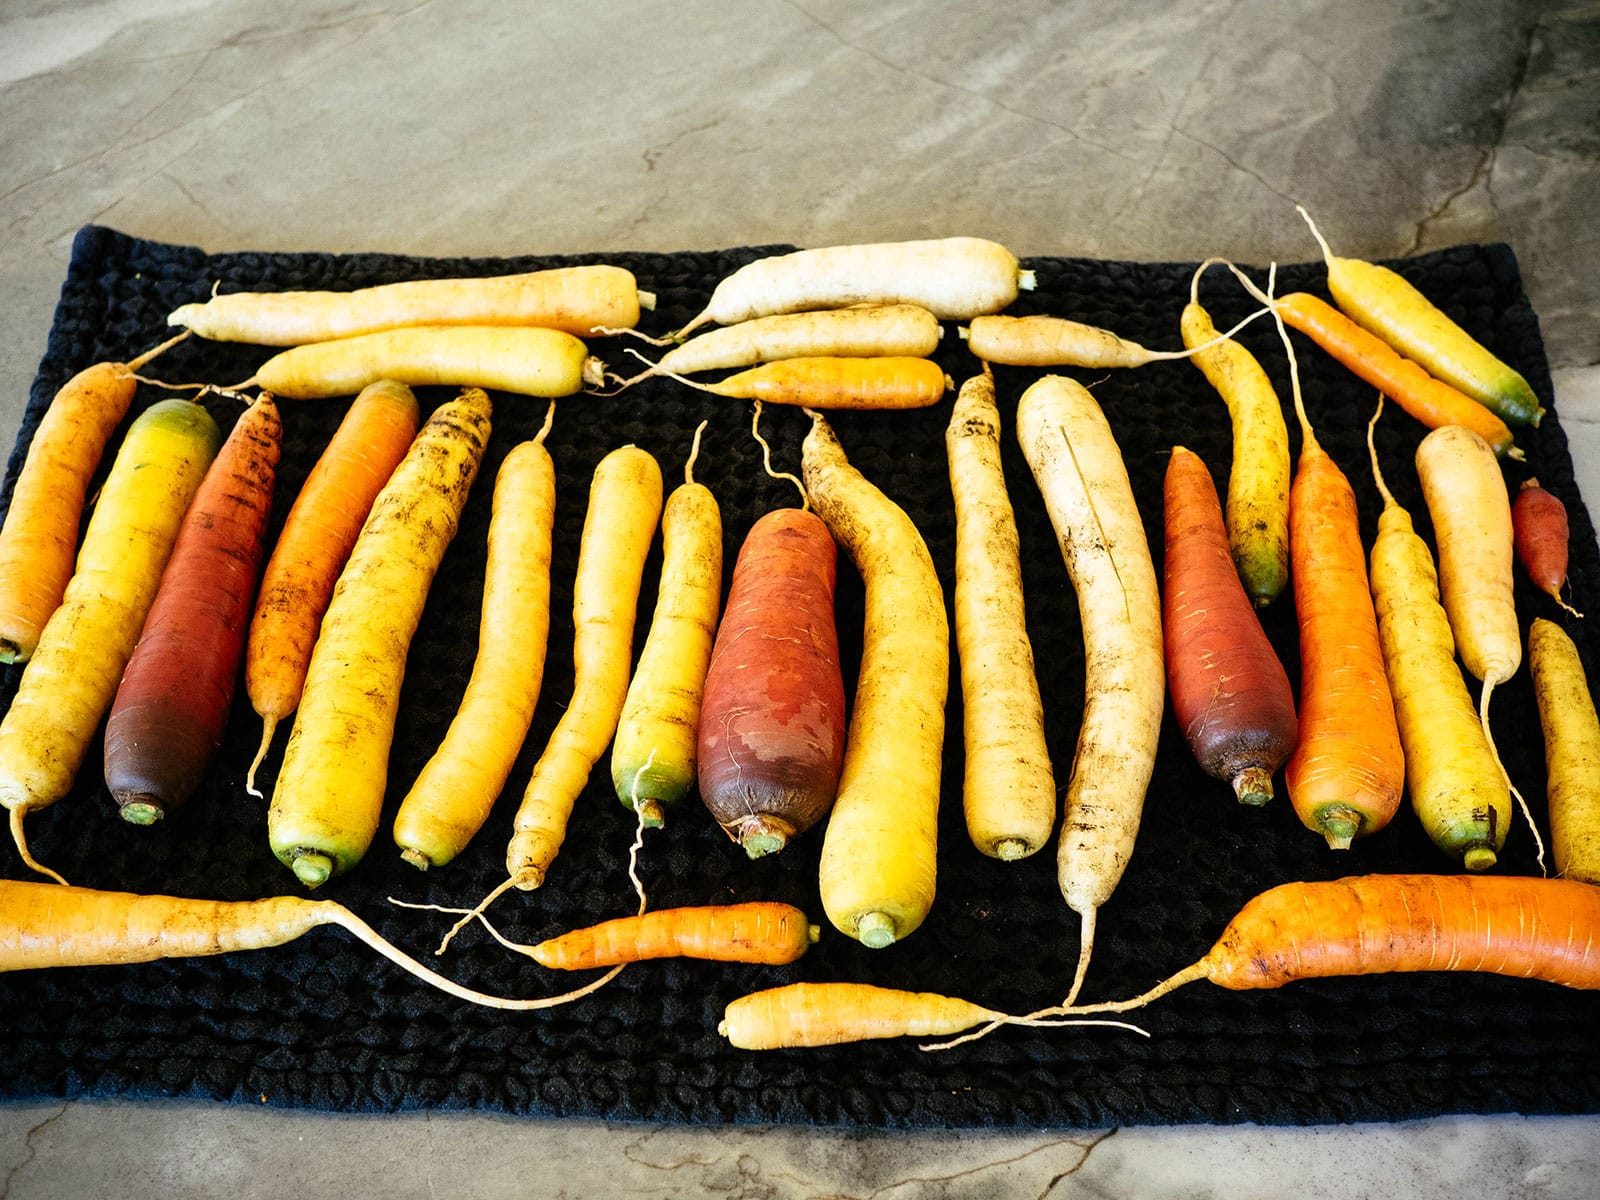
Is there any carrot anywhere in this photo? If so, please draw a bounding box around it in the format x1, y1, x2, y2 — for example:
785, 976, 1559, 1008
1529, 618, 1600, 883
0, 332, 188, 663
803, 411, 948, 949
1015, 375, 1164, 1003
0, 878, 627, 1011
945, 368, 1054, 859
1054, 875, 1600, 1014
1299, 205, 1544, 427
662, 355, 950, 411
500, 445, 664, 891
674, 236, 1033, 339
391, 408, 559, 871
1181, 260, 1291, 606
718, 981, 1144, 1050
696, 507, 847, 858
962, 305, 1270, 369
620, 304, 942, 382
103, 394, 283, 825
168, 264, 652, 344
609, 427, 723, 827
516, 902, 818, 969
1272, 290, 1520, 459
1365, 398, 1509, 870
0, 398, 220, 884
1248, 264, 1405, 851
243, 379, 421, 794
1513, 478, 1581, 618
1162, 445, 1297, 806
240, 326, 606, 399
1413, 423, 1542, 868
267, 388, 492, 888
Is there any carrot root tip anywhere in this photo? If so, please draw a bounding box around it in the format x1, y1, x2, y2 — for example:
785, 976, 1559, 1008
118, 799, 165, 826
1462, 844, 1499, 872
1232, 767, 1275, 807
992, 836, 1033, 861
856, 911, 898, 949
401, 848, 433, 871
1318, 806, 1363, 851
290, 850, 336, 889
733, 814, 794, 859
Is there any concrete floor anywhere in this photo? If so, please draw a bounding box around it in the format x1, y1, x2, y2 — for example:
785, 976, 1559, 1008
1, 1, 1598, 1196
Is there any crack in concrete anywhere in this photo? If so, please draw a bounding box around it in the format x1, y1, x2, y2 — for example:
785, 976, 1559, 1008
643, 117, 727, 173
0, 1103, 69, 1200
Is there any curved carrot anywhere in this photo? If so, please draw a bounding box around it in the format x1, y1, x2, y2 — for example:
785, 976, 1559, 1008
1274, 291, 1519, 459
104, 394, 283, 824
522, 902, 818, 969
244, 380, 421, 794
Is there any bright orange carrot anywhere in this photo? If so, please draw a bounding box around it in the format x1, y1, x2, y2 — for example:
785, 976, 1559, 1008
521, 902, 818, 969
243, 380, 421, 793
0, 334, 187, 663
668, 356, 950, 410
104, 394, 283, 824
1273, 291, 1519, 459
1056, 875, 1600, 1013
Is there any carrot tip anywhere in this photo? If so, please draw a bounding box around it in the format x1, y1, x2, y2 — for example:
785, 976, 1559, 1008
856, 911, 898, 949
733, 813, 794, 859
118, 799, 164, 826
401, 848, 432, 872
1232, 767, 1275, 807
290, 850, 336, 889
992, 837, 1034, 861
1463, 845, 1499, 872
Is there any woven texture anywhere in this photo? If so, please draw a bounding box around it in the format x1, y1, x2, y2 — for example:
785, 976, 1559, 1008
1, 225, 1597, 1128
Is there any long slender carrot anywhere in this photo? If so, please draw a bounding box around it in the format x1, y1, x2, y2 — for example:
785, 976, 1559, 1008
103, 394, 283, 824
0, 332, 188, 663
243, 380, 420, 794
516, 902, 818, 969
664, 356, 951, 410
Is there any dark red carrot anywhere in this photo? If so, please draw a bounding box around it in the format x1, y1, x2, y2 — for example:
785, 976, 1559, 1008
103, 394, 283, 823
1162, 446, 1298, 804
696, 507, 847, 858
1513, 478, 1581, 617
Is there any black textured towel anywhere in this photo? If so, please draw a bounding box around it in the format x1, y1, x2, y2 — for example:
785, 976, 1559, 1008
0, 225, 1596, 1128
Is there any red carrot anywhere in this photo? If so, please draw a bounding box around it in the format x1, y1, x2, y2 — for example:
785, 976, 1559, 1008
103, 394, 283, 824
1513, 478, 1581, 618
1162, 446, 1298, 804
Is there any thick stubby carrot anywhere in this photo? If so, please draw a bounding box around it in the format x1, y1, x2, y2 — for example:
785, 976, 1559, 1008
678, 356, 951, 410
1529, 619, 1600, 883
0, 399, 220, 883
244, 380, 420, 793
1162, 445, 1297, 805
675, 236, 1033, 338
526, 902, 818, 969
1181, 267, 1291, 606
0, 335, 186, 663
1299, 205, 1544, 427
0, 878, 626, 1011
945, 369, 1055, 859
1274, 291, 1519, 459
696, 508, 847, 858
268, 389, 492, 888
1365, 401, 1508, 870
805, 412, 948, 949
169, 265, 650, 344
104, 394, 283, 824
1060, 875, 1600, 1014
1514, 479, 1581, 617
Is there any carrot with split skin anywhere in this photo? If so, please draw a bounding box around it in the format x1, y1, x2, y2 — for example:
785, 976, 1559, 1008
1264, 267, 1404, 850
1514, 479, 1581, 618
104, 393, 283, 825
661, 356, 950, 411
0, 398, 220, 883
244, 379, 421, 795
391, 404, 559, 870
0, 332, 189, 664
1365, 397, 1509, 870
169, 264, 652, 344
1162, 445, 1297, 806
1045, 875, 1600, 1016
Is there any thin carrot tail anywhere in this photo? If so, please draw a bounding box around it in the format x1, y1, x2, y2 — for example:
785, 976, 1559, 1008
1061, 907, 1097, 1007
435, 871, 529, 955
245, 715, 277, 799
126, 329, 192, 371
9, 806, 69, 887
592, 325, 675, 346
1481, 678, 1547, 874
1054, 959, 1214, 1017
919, 1013, 1151, 1052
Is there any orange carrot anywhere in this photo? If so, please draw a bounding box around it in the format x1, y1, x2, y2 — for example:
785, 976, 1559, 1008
519, 902, 819, 969
0, 334, 187, 664
1057, 875, 1600, 1013
1273, 291, 1519, 459
665, 356, 950, 410
1514, 478, 1581, 618
243, 380, 421, 794
103, 394, 283, 824
1162, 445, 1297, 805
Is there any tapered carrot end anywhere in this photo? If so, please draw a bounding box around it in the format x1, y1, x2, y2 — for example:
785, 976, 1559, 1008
9, 807, 69, 887
1232, 767, 1275, 807
245, 716, 277, 800
1550, 589, 1583, 619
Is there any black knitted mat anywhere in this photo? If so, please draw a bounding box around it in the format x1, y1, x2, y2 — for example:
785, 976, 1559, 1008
1, 224, 1597, 1128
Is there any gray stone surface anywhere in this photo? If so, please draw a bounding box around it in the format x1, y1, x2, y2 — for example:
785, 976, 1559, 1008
1, 1, 1597, 1195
